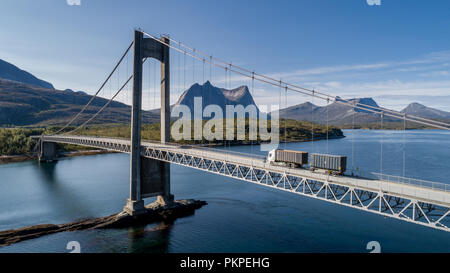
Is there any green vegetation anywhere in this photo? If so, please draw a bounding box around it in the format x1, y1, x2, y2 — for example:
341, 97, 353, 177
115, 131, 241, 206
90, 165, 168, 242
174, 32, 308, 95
0, 128, 43, 155
279, 119, 343, 142
75, 118, 343, 144
0, 119, 343, 156
0, 127, 92, 156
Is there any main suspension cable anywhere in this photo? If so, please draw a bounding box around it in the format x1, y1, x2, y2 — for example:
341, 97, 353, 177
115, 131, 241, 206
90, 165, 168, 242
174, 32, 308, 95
162, 34, 450, 128
54, 41, 134, 135
64, 75, 133, 135
66, 58, 149, 134
141, 31, 450, 130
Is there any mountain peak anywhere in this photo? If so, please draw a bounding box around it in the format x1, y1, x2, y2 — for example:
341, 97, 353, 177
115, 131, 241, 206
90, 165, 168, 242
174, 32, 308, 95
342, 97, 380, 113
221, 85, 251, 103
0, 59, 54, 89
175, 81, 259, 115
403, 102, 425, 110
401, 102, 450, 119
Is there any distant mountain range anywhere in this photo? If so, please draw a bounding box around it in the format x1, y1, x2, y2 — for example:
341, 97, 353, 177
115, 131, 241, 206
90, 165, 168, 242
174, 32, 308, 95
0, 79, 158, 126
0, 58, 157, 126
1, 58, 449, 128
278, 97, 450, 126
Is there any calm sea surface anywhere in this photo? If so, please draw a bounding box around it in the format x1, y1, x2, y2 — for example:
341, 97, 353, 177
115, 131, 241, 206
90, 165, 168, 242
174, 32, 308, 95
0, 130, 449, 253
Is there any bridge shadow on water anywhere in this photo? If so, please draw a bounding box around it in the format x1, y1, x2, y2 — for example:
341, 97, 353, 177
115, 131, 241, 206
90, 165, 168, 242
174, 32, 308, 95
37, 160, 57, 181
35, 161, 97, 220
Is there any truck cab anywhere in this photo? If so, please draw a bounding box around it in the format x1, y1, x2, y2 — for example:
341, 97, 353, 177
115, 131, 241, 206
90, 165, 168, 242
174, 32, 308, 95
267, 149, 277, 164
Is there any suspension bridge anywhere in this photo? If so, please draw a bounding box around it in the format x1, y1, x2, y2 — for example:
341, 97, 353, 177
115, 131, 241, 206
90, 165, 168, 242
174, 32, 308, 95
34, 29, 450, 233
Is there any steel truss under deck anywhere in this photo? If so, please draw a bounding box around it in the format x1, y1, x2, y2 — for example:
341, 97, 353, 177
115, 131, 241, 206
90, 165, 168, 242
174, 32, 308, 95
142, 146, 450, 232
38, 135, 450, 232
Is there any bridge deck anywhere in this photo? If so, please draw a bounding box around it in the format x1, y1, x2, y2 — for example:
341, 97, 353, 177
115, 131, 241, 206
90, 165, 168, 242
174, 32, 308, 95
36, 135, 450, 206
36, 135, 450, 232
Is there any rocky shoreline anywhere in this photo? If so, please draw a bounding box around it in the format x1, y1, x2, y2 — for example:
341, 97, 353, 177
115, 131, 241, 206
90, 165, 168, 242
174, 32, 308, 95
0, 199, 207, 247
0, 149, 114, 165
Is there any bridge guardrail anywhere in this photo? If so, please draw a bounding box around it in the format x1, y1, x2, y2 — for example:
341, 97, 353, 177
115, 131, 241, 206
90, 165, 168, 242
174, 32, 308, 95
42, 135, 450, 194
372, 172, 450, 193
142, 139, 266, 162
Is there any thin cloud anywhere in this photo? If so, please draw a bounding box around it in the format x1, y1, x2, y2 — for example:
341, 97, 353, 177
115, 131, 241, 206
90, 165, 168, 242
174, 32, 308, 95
266, 50, 450, 81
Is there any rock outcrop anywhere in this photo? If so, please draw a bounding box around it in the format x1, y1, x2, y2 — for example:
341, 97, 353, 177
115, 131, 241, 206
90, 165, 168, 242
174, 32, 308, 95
0, 199, 207, 247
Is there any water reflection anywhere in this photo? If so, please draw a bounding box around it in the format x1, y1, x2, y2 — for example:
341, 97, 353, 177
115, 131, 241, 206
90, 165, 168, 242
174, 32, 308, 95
37, 161, 57, 182
35, 160, 96, 220
128, 222, 173, 253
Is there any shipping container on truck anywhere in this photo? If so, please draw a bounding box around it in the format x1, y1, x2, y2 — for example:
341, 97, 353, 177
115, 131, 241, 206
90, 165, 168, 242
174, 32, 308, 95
267, 149, 308, 167
310, 153, 347, 174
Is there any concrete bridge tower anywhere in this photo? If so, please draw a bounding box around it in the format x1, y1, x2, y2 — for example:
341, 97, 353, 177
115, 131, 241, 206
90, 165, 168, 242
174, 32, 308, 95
124, 30, 174, 216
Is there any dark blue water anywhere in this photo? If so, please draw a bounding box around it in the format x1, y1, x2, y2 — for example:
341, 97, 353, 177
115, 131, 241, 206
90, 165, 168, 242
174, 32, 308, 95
0, 130, 449, 253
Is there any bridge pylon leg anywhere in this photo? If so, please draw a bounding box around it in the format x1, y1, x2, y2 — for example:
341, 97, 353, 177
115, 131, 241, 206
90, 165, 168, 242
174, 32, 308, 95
124, 30, 174, 216
39, 141, 58, 162
156, 35, 174, 206
124, 30, 146, 216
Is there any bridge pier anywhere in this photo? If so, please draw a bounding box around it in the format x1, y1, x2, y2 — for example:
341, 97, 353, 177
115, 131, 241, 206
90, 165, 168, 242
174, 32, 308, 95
39, 141, 57, 162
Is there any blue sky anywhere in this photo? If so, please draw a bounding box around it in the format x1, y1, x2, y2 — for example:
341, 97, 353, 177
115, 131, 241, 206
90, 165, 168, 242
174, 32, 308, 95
1, 0, 449, 111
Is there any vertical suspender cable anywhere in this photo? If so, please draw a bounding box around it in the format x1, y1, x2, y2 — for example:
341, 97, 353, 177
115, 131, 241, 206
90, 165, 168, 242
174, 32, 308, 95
153, 59, 156, 109
153, 41, 157, 110
279, 79, 282, 149
380, 111, 384, 176
202, 58, 206, 145
228, 64, 232, 150
284, 86, 287, 148
192, 50, 195, 84
352, 101, 355, 175
403, 114, 406, 177
311, 90, 314, 152
184, 51, 186, 92
251, 72, 255, 156
225, 67, 228, 149
178, 42, 181, 99
224, 67, 228, 149
107, 74, 111, 132
326, 98, 329, 154
210, 56, 213, 83
229, 63, 232, 89
127, 51, 129, 113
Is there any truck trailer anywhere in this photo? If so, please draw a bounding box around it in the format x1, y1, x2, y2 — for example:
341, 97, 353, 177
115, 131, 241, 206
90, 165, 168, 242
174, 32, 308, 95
310, 153, 347, 174
267, 149, 308, 167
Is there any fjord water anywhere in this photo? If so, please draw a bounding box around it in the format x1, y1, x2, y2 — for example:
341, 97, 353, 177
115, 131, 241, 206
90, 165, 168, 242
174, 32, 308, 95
0, 130, 449, 253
